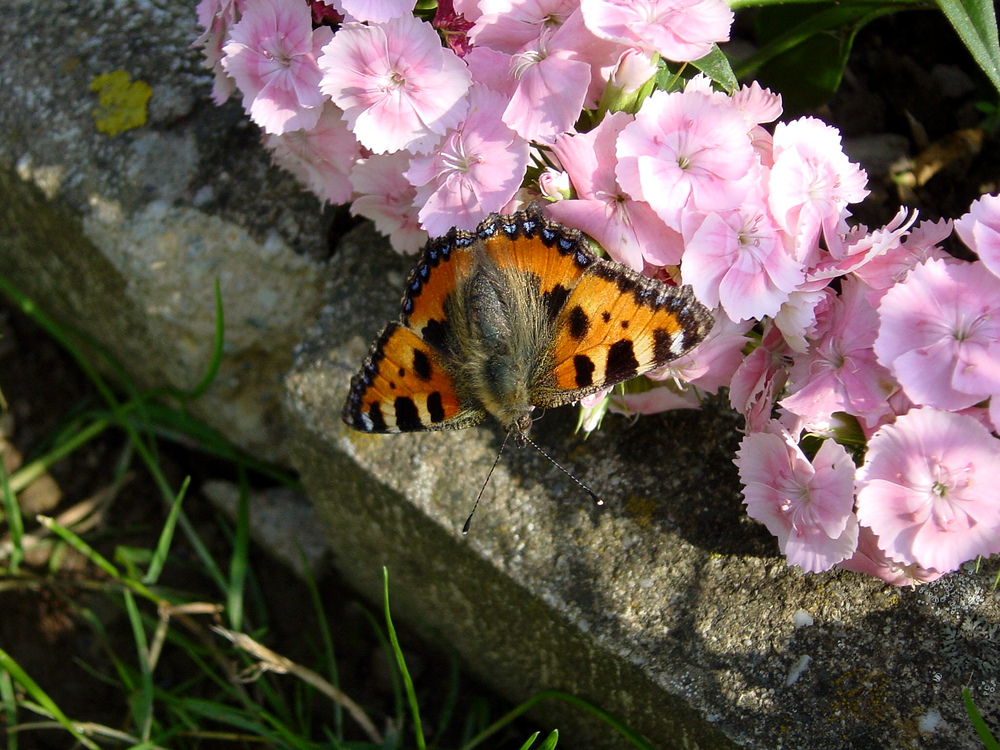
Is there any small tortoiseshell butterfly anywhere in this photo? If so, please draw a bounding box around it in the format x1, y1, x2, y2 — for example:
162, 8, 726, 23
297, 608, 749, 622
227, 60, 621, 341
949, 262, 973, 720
342, 203, 713, 442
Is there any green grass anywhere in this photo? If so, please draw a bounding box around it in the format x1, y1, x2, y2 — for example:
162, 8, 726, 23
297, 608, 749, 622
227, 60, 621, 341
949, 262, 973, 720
0, 274, 659, 750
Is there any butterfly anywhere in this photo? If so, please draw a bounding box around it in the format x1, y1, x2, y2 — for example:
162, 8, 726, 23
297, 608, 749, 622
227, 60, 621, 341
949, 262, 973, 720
342, 203, 714, 443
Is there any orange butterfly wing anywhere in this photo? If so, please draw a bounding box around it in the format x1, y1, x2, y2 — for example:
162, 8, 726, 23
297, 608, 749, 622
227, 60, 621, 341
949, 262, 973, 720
538, 261, 713, 407
342, 322, 484, 432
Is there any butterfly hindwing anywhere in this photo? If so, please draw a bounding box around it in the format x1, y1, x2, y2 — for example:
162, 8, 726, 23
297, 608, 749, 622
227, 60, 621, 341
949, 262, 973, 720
342, 322, 485, 433
538, 260, 713, 406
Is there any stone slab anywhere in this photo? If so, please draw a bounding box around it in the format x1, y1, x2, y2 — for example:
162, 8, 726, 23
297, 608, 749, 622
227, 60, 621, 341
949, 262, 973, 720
285, 222, 1000, 749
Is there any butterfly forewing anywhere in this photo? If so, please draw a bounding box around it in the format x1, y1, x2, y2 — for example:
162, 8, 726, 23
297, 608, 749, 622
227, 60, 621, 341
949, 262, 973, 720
478, 204, 597, 319
540, 261, 713, 405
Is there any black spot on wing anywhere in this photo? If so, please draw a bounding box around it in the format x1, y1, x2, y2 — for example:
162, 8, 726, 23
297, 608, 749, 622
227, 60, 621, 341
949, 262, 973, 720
568, 305, 590, 340
394, 397, 422, 431
368, 402, 387, 431
606, 339, 639, 382
653, 328, 676, 364
574, 355, 595, 387
412, 348, 432, 381
421, 318, 450, 354
543, 283, 570, 321
426, 391, 445, 423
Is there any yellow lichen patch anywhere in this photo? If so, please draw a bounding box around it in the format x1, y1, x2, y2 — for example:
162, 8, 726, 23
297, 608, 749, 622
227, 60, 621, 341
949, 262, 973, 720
624, 495, 657, 530
90, 70, 152, 136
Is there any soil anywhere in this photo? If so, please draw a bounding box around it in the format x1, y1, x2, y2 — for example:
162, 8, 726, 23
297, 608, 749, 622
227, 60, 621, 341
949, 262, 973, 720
1, 5, 998, 749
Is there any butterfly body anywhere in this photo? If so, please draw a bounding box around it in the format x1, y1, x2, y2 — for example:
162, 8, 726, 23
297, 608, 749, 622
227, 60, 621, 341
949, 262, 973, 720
342, 204, 713, 440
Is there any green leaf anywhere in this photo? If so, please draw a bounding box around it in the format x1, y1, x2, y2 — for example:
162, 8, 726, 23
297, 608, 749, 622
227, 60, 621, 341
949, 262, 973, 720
691, 45, 738, 93
736, 3, 903, 112
935, 0, 1000, 94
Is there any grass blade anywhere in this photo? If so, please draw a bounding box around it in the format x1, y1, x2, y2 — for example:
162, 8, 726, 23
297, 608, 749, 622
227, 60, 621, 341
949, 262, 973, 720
123, 589, 156, 741
963, 688, 1000, 750
460, 690, 654, 750
0, 667, 18, 750
184, 278, 225, 400
226, 470, 251, 631
0, 647, 102, 750
383, 567, 426, 750
144, 476, 190, 585
0, 454, 24, 573
301, 550, 343, 739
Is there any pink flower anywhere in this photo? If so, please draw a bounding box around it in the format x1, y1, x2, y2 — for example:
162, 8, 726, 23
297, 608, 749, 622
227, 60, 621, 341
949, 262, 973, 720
848, 216, 951, 296
774, 288, 829, 354
681, 190, 804, 322
806, 207, 917, 284
265, 103, 361, 206
319, 16, 472, 154
548, 111, 682, 270
606, 47, 659, 97
874, 257, 1000, 411
351, 153, 428, 254
767, 117, 869, 265
736, 426, 859, 573
781, 278, 898, 431
616, 89, 756, 231
472, 3, 619, 142
838, 526, 944, 586
221, 0, 330, 135
195, 0, 245, 104
954, 193, 1000, 280
580, 0, 733, 62
471, 0, 579, 54
609, 385, 701, 415
452, 0, 483, 22
855, 407, 1000, 572
729, 322, 791, 433
336, 0, 414, 23
464, 47, 518, 98
405, 85, 530, 234
730, 81, 782, 128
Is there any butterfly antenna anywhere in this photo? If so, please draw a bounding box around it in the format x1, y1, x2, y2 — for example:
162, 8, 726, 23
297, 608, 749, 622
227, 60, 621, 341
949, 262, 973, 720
522, 435, 603, 506
463, 430, 512, 534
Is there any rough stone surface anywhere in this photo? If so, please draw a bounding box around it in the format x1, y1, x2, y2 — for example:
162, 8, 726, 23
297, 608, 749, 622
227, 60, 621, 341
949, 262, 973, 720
286, 223, 1000, 749
202, 479, 331, 579
0, 0, 336, 462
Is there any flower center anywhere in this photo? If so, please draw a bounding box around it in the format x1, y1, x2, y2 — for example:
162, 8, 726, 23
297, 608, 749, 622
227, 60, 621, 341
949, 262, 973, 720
439, 133, 479, 175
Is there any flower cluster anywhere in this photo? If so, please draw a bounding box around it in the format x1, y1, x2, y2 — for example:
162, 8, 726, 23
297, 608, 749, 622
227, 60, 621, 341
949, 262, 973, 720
196, 0, 1000, 585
